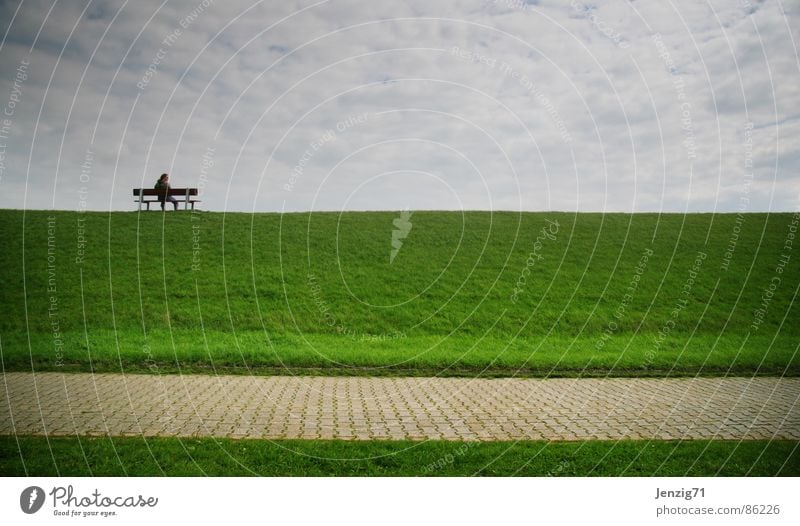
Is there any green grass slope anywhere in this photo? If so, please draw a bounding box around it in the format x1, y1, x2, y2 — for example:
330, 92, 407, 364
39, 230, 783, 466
0, 209, 798, 376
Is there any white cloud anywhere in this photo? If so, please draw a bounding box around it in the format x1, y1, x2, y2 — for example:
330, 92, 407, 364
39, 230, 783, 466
0, 0, 797, 212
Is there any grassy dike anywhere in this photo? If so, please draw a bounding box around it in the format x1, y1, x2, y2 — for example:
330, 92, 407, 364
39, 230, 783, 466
0, 209, 798, 376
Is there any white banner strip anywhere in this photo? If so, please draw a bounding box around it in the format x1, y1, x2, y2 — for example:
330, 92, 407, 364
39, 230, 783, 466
2, 477, 796, 525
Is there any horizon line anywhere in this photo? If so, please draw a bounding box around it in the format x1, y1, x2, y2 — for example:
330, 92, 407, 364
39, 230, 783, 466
3, 208, 798, 215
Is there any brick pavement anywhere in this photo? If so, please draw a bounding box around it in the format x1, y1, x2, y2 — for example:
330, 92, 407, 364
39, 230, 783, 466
1, 373, 798, 441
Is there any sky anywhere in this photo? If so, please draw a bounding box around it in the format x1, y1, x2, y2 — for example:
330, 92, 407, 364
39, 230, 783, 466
0, 0, 797, 213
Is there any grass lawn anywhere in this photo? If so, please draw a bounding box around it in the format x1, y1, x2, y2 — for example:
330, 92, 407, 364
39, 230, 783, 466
1, 210, 798, 376
1, 436, 797, 476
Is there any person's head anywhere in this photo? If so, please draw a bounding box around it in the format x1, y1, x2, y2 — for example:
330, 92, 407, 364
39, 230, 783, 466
159, 173, 169, 182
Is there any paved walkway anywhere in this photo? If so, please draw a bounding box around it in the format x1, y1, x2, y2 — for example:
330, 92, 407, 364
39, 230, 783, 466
1, 373, 798, 441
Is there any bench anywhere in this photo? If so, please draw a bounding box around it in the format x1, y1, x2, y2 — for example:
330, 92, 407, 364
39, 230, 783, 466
133, 188, 200, 211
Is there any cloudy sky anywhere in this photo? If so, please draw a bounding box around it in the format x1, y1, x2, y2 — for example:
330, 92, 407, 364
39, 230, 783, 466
0, 0, 797, 212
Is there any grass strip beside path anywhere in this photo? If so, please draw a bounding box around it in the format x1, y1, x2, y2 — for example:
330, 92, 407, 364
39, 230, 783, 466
4, 330, 797, 377
1, 436, 797, 476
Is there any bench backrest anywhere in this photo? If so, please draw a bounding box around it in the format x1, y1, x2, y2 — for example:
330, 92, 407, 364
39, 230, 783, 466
133, 188, 198, 196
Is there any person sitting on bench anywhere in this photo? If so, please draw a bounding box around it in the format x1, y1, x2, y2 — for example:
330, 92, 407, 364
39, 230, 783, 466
155, 173, 179, 211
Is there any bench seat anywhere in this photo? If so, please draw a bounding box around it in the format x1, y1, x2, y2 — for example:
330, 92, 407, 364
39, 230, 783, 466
133, 188, 200, 210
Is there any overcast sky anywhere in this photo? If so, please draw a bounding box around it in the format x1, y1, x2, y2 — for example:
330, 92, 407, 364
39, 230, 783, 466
0, 0, 797, 212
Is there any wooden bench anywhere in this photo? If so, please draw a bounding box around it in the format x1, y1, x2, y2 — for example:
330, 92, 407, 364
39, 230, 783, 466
133, 188, 200, 211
